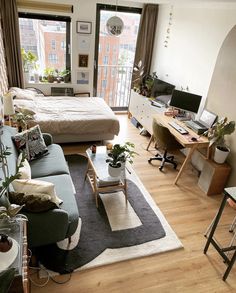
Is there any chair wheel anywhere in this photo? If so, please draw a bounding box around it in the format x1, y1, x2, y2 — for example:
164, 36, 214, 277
148, 159, 152, 163
173, 164, 177, 169
159, 166, 163, 171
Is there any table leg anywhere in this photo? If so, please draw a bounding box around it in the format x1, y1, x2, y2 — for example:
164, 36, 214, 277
204, 194, 228, 254
223, 249, 236, 281
174, 145, 197, 185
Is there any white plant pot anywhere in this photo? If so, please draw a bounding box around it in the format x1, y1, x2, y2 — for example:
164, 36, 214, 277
214, 145, 230, 164
34, 72, 39, 83
108, 164, 122, 177
24, 72, 30, 83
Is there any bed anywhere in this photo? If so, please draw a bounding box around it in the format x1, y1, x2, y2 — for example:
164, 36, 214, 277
10, 88, 120, 143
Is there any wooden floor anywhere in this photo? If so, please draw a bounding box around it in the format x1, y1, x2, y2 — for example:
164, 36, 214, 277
31, 114, 236, 292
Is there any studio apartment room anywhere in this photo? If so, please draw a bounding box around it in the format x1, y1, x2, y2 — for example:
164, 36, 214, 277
1, 0, 236, 292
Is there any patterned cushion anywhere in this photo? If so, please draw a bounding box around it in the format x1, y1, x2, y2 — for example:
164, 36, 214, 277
12, 125, 48, 161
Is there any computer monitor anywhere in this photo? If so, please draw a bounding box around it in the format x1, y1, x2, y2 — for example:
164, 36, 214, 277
169, 89, 202, 114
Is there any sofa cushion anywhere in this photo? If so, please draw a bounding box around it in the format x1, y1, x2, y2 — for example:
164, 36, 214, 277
30, 144, 70, 178
12, 179, 63, 206
35, 174, 79, 238
9, 191, 59, 213
17, 153, 31, 179
12, 125, 48, 161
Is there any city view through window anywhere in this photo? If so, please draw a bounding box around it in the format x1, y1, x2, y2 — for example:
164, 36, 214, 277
19, 16, 70, 83
97, 10, 140, 109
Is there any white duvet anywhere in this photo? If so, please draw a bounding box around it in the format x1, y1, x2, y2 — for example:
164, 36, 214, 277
14, 96, 120, 136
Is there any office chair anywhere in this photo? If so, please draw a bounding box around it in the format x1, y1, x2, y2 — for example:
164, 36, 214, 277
148, 119, 183, 171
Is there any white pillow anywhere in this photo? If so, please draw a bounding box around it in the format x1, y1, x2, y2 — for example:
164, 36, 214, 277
9, 87, 36, 100
12, 179, 63, 206
17, 153, 31, 180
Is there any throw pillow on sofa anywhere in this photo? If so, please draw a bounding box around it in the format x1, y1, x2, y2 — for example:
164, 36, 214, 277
9, 192, 59, 213
11, 179, 63, 206
17, 153, 31, 179
12, 125, 48, 161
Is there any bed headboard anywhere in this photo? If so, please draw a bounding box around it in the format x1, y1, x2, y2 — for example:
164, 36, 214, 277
0, 20, 8, 96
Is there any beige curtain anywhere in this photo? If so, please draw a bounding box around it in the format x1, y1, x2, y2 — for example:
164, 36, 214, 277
0, 0, 24, 88
132, 4, 159, 86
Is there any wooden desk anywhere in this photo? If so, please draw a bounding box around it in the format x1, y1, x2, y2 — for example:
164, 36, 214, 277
149, 113, 209, 184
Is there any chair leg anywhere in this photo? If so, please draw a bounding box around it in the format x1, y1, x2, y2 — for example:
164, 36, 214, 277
148, 150, 177, 170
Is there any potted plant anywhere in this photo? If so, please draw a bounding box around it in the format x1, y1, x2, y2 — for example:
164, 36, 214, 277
203, 117, 235, 164
43, 67, 55, 83
21, 48, 38, 82
12, 111, 34, 132
106, 142, 137, 177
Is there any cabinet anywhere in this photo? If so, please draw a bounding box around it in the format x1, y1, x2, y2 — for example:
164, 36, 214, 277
198, 159, 231, 195
128, 90, 165, 134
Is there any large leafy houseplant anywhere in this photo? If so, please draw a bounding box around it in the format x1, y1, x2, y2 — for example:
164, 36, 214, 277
0, 142, 25, 219
203, 117, 235, 163
203, 117, 235, 149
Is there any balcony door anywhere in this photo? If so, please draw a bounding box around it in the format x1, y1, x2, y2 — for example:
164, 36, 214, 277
94, 4, 141, 110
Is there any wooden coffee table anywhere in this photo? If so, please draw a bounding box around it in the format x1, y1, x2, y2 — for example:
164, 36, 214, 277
85, 146, 127, 208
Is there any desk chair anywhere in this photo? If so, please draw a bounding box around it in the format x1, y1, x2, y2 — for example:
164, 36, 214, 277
148, 120, 183, 171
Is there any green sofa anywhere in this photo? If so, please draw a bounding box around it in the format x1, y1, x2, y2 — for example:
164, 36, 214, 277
0, 126, 79, 248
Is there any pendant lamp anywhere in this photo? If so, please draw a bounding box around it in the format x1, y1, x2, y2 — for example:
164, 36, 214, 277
106, 1, 124, 36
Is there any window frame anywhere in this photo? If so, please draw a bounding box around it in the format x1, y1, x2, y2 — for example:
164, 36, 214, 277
18, 12, 71, 76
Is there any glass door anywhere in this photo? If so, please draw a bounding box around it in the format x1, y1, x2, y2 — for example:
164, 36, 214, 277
94, 4, 141, 110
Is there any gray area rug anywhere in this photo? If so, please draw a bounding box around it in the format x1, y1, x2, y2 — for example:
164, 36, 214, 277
35, 154, 180, 274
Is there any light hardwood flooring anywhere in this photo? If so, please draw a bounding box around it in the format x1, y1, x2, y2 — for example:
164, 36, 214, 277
31, 114, 236, 292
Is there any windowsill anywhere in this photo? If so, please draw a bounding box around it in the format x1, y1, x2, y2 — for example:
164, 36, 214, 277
27, 81, 72, 85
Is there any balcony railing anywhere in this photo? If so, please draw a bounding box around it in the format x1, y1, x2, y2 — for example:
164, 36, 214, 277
97, 65, 133, 110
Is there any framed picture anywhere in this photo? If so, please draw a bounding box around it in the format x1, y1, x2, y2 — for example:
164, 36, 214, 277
78, 54, 89, 68
76, 21, 92, 34
77, 71, 89, 85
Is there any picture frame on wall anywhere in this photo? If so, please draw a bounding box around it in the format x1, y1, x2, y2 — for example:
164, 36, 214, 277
77, 71, 89, 84
78, 54, 89, 68
76, 21, 92, 34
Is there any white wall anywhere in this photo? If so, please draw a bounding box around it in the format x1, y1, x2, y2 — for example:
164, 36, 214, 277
20, 0, 142, 95
151, 3, 236, 116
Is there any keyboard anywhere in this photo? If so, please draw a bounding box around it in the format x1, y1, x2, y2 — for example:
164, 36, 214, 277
168, 121, 189, 134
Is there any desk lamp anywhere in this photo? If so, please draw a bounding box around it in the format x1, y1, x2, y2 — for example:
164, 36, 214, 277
3, 93, 15, 126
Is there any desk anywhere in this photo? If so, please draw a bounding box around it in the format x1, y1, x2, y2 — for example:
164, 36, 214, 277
148, 113, 209, 184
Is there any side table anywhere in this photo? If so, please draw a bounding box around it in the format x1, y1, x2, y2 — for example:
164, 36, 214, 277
0, 219, 29, 292
203, 187, 236, 281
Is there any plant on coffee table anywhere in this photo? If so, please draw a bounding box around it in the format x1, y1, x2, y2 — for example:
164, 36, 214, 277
106, 142, 137, 177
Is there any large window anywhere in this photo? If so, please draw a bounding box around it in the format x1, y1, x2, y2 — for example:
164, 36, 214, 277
18, 13, 71, 82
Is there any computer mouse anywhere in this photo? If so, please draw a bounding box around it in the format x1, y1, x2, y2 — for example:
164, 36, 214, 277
191, 137, 198, 142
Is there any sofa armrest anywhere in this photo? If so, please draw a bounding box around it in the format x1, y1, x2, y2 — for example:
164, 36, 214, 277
25, 208, 69, 247
43, 133, 53, 146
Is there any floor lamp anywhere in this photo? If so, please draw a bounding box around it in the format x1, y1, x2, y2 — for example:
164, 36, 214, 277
3, 93, 15, 126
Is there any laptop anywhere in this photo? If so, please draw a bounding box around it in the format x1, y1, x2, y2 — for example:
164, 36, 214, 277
186, 109, 217, 134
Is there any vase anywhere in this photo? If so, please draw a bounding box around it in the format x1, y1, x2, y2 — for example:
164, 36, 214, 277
214, 145, 230, 164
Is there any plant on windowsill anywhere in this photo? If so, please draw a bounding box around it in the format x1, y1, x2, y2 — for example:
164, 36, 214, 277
43, 67, 56, 83
21, 48, 38, 82
106, 142, 138, 177
203, 117, 235, 164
